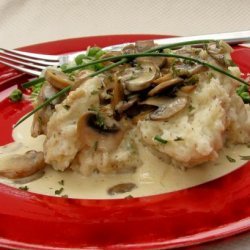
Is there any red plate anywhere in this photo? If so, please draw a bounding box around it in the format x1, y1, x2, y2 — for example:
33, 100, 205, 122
0, 35, 250, 250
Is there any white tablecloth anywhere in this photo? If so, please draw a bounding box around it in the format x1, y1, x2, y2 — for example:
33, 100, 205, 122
0, 0, 249, 249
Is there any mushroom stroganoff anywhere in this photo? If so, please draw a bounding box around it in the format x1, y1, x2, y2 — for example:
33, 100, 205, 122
1, 40, 250, 198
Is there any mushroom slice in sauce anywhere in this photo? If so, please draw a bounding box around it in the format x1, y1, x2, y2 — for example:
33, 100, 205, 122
77, 112, 124, 151
121, 63, 159, 92
45, 69, 74, 89
135, 40, 155, 52
173, 63, 208, 77
136, 56, 166, 68
115, 95, 139, 115
149, 96, 188, 121
206, 41, 233, 67
179, 85, 197, 93
122, 44, 137, 54
0, 151, 45, 179
148, 77, 183, 96
153, 73, 173, 84
111, 75, 124, 110
107, 182, 137, 195
135, 40, 165, 68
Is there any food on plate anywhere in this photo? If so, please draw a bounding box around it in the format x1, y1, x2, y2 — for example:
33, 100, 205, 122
1, 39, 250, 197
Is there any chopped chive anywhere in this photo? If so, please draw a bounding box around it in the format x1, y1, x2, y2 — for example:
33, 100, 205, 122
226, 155, 236, 163
19, 186, 29, 191
154, 135, 168, 144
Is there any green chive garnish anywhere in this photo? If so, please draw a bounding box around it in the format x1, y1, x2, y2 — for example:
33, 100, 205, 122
154, 135, 168, 144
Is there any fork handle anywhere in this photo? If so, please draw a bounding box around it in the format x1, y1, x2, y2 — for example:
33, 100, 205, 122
107, 30, 250, 51
154, 30, 250, 46
65, 30, 250, 64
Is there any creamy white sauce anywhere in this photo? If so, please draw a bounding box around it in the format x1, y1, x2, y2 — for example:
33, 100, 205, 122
0, 116, 249, 199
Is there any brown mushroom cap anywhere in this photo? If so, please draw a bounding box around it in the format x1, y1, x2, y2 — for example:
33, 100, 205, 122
77, 112, 124, 151
149, 97, 188, 121
121, 63, 159, 92
45, 69, 74, 89
0, 151, 45, 179
148, 77, 183, 96
135, 40, 155, 52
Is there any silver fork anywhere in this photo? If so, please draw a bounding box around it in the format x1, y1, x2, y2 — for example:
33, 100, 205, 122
1, 30, 250, 76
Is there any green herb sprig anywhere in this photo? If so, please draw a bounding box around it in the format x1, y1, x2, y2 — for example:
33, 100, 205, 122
154, 135, 168, 144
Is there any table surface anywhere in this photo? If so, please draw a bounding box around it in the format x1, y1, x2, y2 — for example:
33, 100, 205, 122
0, 0, 249, 249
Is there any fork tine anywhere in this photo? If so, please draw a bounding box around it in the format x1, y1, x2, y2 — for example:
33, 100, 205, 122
0, 60, 41, 76
0, 51, 59, 66
0, 48, 59, 61
0, 55, 46, 70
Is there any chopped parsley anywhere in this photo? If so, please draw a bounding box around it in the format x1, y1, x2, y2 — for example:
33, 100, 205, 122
236, 84, 250, 103
154, 135, 168, 144
174, 137, 184, 141
94, 113, 106, 129
188, 105, 195, 112
226, 155, 236, 163
63, 105, 70, 110
55, 187, 64, 195
9, 89, 23, 102
93, 141, 99, 151
58, 179, 64, 185
61, 194, 68, 198
19, 186, 29, 191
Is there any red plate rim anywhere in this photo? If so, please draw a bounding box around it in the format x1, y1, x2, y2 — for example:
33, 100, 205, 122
0, 34, 249, 250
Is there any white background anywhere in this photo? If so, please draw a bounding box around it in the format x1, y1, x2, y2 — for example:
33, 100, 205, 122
0, 0, 250, 48
0, 0, 249, 249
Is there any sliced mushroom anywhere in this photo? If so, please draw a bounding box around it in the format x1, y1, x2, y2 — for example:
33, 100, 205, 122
206, 41, 233, 67
135, 40, 155, 52
134, 40, 166, 67
45, 69, 74, 89
153, 73, 173, 84
121, 63, 159, 92
172, 64, 208, 77
115, 95, 139, 115
148, 77, 183, 96
111, 75, 124, 110
0, 151, 45, 179
149, 96, 188, 121
100, 51, 123, 61
179, 85, 197, 93
139, 96, 171, 107
107, 182, 137, 195
77, 112, 124, 151
122, 44, 137, 54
